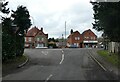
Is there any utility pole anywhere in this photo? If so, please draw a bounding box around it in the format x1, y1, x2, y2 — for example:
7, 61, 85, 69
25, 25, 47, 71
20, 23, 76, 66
65, 21, 66, 40
62, 34, 63, 48
65, 21, 66, 47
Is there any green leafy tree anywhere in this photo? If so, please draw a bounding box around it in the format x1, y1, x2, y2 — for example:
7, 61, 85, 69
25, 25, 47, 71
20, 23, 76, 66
11, 5, 32, 56
91, 2, 120, 42
1, 1, 16, 61
11, 6, 31, 35
1, 1, 10, 14
91, 1, 120, 53
1, 1, 31, 61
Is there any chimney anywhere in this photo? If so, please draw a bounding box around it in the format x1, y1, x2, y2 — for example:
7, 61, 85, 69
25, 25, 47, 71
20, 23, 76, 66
70, 29, 73, 34
41, 27, 43, 31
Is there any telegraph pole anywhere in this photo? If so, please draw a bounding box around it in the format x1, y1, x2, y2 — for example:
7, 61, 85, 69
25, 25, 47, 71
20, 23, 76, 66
65, 21, 66, 47
65, 21, 66, 40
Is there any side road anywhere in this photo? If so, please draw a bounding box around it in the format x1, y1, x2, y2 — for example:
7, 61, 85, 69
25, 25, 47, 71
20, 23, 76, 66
90, 49, 120, 79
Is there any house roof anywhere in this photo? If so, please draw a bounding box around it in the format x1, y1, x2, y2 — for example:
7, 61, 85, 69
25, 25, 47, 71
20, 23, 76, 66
26, 26, 48, 38
68, 31, 80, 38
82, 29, 97, 37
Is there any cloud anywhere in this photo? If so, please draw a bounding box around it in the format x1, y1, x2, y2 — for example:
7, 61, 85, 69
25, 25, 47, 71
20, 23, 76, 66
7, 0, 102, 38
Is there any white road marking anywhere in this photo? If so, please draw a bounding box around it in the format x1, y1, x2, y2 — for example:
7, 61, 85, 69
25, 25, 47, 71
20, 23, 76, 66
89, 54, 107, 71
60, 53, 64, 64
62, 50, 64, 53
41, 51, 48, 55
45, 74, 53, 82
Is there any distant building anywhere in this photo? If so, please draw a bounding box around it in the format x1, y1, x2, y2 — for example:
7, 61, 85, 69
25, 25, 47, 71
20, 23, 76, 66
67, 29, 98, 48
58, 38, 66, 48
67, 30, 83, 48
25, 26, 48, 48
82, 29, 98, 48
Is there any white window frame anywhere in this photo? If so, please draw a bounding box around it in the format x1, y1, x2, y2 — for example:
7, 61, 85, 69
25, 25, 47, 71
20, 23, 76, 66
78, 37, 80, 40
29, 37, 32, 42
77, 43, 79, 47
75, 37, 77, 40
74, 43, 77, 45
25, 37, 26, 42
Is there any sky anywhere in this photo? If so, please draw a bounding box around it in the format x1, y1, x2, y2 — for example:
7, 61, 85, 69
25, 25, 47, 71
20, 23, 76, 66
6, 0, 103, 38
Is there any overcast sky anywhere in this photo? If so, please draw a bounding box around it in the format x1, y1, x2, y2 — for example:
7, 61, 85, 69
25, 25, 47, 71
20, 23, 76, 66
7, 0, 102, 38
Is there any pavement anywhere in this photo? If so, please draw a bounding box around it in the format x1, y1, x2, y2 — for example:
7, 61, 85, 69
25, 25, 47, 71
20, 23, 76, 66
88, 48, 120, 79
2, 48, 119, 80
2, 55, 28, 77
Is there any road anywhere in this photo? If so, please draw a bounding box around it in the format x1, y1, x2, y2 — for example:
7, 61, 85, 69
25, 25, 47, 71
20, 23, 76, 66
3, 48, 118, 80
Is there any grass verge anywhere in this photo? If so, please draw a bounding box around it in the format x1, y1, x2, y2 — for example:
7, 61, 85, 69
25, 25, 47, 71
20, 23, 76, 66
97, 50, 120, 68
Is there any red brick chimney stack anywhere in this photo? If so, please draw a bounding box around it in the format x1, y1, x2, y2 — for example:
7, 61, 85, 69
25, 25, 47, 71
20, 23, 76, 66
41, 27, 43, 32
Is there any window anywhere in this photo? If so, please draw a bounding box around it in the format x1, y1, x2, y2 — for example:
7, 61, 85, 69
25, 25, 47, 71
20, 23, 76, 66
74, 43, 76, 45
85, 37, 89, 39
29, 37, 32, 42
91, 37, 93, 40
42, 38, 44, 41
75, 37, 80, 40
25, 37, 26, 42
37, 38, 40, 41
77, 43, 79, 47
75, 37, 77, 40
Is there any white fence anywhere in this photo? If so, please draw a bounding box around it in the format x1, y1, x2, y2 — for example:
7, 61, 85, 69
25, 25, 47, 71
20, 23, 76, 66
108, 42, 120, 53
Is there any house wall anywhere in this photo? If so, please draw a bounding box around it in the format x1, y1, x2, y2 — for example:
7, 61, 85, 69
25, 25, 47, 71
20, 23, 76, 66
25, 27, 48, 48
67, 32, 83, 48
83, 30, 97, 41
83, 30, 98, 48
34, 35, 48, 47
25, 37, 34, 48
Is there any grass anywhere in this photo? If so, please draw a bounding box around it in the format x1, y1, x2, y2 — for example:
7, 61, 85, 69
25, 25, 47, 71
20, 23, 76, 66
97, 50, 120, 68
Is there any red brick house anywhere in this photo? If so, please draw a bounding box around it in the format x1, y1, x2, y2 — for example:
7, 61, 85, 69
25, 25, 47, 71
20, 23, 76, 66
67, 29, 98, 48
67, 30, 83, 48
25, 26, 48, 48
82, 29, 98, 48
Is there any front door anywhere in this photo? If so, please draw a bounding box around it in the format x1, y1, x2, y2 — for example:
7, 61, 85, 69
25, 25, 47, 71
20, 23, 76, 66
37, 43, 44, 47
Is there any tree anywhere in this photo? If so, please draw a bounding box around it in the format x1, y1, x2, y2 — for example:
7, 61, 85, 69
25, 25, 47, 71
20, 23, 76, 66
1, 1, 10, 14
1, 1, 31, 61
11, 6, 31, 35
1, 1, 16, 61
91, 1, 120, 53
11, 5, 32, 56
91, 2, 120, 42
